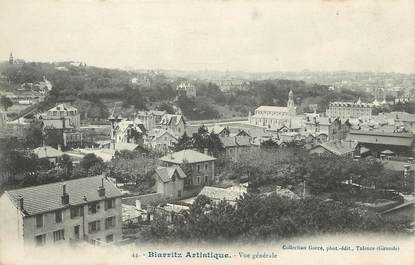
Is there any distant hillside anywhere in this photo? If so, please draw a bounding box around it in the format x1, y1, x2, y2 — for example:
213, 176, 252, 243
0, 61, 374, 122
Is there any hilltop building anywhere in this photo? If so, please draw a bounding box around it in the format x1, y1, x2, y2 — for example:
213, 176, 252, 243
177, 81, 196, 98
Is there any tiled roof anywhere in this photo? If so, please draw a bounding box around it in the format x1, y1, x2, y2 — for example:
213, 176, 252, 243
255, 106, 289, 113
310, 140, 357, 156
155, 166, 187, 183
220, 137, 237, 148
33, 146, 63, 158
235, 136, 251, 146
159, 149, 216, 164
381, 200, 415, 214
382, 160, 415, 172
47, 103, 78, 112
198, 186, 244, 202
346, 130, 414, 147
160, 114, 185, 126
5, 176, 122, 216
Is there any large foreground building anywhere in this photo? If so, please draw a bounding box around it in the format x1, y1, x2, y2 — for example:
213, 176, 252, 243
0, 176, 123, 249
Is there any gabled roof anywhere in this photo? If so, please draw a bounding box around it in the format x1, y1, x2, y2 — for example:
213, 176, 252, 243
208, 125, 229, 135
154, 166, 187, 183
346, 130, 414, 147
381, 200, 415, 214
235, 136, 251, 146
5, 176, 122, 216
33, 146, 63, 159
220, 137, 237, 147
154, 130, 177, 141
159, 149, 216, 164
160, 114, 185, 126
310, 140, 357, 156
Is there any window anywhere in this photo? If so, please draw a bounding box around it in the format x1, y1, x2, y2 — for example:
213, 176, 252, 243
178, 190, 182, 198
35, 214, 43, 228
105, 199, 115, 210
197, 164, 201, 173
35, 234, 46, 246
88, 221, 101, 233
53, 229, 65, 242
74, 225, 80, 240
88, 202, 100, 214
105, 216, 116, 229
70, 206, 83, 219
204, 163, 208, 171
106, 234, 114, 243
204, 176, 208, 183
55, 210, 63, 223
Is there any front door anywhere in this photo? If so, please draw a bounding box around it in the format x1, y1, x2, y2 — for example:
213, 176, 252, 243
74, 225, 80, 240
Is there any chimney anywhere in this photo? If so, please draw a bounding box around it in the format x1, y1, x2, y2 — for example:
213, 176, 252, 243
98, 178, 106, 197
204, 148, 209, 155
408, 157, 414, 164
57, 144, 62, 152
18, 196, 24, 210
61, 183, 69, 204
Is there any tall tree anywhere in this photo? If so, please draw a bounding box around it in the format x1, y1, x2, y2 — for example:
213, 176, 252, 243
0, 96, 13, 111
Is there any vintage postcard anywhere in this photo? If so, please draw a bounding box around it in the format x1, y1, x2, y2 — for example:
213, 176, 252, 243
0, 0, 414, 264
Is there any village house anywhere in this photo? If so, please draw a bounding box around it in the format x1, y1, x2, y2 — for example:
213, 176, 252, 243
159, 149, 216, 187
33, 145, 63, 165
135, 110, 166, 131
304, 116, 351, 142
220, 136, 253, 161
207, 125, 230, 137
159, 114, 186, 137
147, 129, 178, 154
309, 140, 358, 157
40, 104, 81, 130
108, 115, 146, 149
0, 176, 123, 250
153, 166, 188, 199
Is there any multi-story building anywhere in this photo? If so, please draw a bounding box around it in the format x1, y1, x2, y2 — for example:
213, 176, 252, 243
176, 81, 196, 98
0, 176, 123, 250
249, 90, 297, 129
159, 114, 186, 137
40, 104, 81, 130
135, 110, 166, 131
326, 99, 372, 121
304, 117, 351, 142
159, 149, 216, 187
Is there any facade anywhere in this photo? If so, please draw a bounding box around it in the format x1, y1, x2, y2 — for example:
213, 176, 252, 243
148, 129, 178, 153
159, 114, 186, 137
249, 90, 297, 129
108, 117, 146, 149
136, 110, 166, 131
220, 136, 253, 161
176, 81, 196, 98
159, 149, 216, 187
40, 104, 81, 130
0, 176, 123, 249
304, 117, 351, 142
153, 166, 187, 199
326, 99, 372, 121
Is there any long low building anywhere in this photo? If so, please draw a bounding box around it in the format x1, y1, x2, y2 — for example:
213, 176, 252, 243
346, 130, 415, 157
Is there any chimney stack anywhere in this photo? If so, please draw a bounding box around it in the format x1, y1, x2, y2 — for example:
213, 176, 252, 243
98, 178, 106, 197
204, 148, 209, 155
18, 196, 24, 210
61, 183, 69, 204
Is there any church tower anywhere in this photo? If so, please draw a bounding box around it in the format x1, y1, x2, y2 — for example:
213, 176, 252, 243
9, 52, 14, 64
287, 89, 296, 115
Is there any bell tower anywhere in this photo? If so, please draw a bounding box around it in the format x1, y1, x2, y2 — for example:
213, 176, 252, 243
287, 89, 295, 115
9, 52, 14, 64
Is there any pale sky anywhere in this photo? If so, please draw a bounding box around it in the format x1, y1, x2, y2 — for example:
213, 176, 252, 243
0, 0, 414, 73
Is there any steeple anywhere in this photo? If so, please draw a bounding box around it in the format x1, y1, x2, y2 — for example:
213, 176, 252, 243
9, 52, 13, 64
287, 89, 295, 115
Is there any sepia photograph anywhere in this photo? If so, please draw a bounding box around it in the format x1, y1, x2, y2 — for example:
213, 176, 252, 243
0, 0, 414, 264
